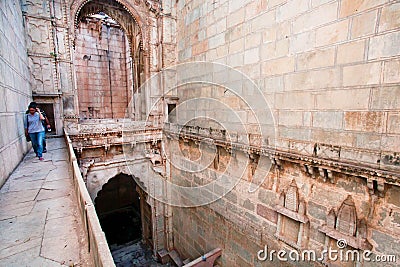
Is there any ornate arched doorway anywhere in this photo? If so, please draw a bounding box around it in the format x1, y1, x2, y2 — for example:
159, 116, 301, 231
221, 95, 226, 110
94, 173, 142, 245
94, 173, 155, 265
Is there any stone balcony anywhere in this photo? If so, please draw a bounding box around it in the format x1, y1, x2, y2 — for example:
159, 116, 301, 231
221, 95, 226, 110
67, 119, 163, 150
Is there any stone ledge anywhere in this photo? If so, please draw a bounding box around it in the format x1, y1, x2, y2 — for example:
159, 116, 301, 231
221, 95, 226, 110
274, 234, 302, 250
68, 129, 163, 151
164, 123, 400, 186
276, 205, 309, 224
319, 225, 372, 251
64, 132, 115, 267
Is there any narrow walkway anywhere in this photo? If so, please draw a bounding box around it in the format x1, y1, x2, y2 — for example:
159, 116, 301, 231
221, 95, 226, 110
0, 138, 91, 266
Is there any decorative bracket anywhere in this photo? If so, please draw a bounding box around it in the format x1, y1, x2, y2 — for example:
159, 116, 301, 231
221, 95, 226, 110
367, 177, 385, 197
303, 164, 315, 178
318, 167, 334, 183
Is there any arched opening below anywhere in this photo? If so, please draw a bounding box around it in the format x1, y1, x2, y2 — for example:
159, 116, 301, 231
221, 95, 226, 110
95, 173, 141, 245
94, 173, 161, 266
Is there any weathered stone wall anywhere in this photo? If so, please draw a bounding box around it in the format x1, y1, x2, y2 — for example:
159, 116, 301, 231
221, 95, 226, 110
23, 0, 68, 96
169, 138, 400, 266
68, 0, 176, 126
176, 0, 400, 169
22, 0, 73, 134
0, 1, 32, 187
21, 0, 177, 132
172, 1, 400, 266
74, 18, 131, 119
161, 0, 178, 67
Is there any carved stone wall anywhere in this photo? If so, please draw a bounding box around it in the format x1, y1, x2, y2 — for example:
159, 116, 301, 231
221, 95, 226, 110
84, 160, 167, 253
74, 17, 132, 119
4, 0, 399, 266
21, 0, 177, 133
70, 0, 177, 123
168, 136, 400, 266
0, 1, 32, 187
70, 129, 169, 254
172, 2, 400, 264
22, 0, 74, 134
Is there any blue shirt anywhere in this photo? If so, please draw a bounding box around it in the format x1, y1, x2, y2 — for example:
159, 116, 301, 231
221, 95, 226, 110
24, 112, 45, 133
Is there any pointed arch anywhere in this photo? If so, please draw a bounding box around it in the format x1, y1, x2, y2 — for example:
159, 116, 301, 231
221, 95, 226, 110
70, 0, 148, 50
72, 1, 149, 119
94, 173, 140, 215
284, 180, 299, 212
74, 0, 144, 54
336, 195, 357, 236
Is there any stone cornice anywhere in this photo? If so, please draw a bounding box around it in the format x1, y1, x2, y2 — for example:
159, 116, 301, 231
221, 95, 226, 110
68, 123, 400, 186
68, 127, 163, 149
164, 124, 400, 187
69, 127, 161, 138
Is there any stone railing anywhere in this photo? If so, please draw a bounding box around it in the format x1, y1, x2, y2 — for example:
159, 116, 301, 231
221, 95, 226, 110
163, 123, 400, 187
64, 131, 115, 267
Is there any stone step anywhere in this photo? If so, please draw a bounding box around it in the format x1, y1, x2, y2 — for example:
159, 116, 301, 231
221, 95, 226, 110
168, 250, 183, 267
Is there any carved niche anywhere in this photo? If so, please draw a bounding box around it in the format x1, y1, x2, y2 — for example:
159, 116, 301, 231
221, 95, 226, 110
275, 180, 309, 249
319, 195, 372, 266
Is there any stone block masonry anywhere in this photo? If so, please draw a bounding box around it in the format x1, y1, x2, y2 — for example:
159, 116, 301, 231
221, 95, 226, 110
177, 0, 400, 171
0, 1, 32, 187
0, 0, 398, 266
174, 0, 400, 266
169, 137, 400, 266
74, 18, 131, 119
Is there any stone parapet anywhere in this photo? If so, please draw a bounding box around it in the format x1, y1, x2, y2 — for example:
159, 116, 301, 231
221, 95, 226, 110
64, 132, 115, 267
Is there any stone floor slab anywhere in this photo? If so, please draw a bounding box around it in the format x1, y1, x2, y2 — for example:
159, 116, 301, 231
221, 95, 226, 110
0, 210, 46, 251
0, 236, 42, 260
7, 178, 45, 192
0, 189, 39, 205
46, 167, 71, 181
35, 187, 72, 201
43, 215, 77, 239
31, 195, 75, 220
41, 234, 81, 265
0, 138, 91, 266
0, 247, 63, 267
0, 202, 35, 220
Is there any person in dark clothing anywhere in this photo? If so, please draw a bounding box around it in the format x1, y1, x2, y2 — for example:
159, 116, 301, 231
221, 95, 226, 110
36, 103, 51, 152
24, 102, 46, 160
